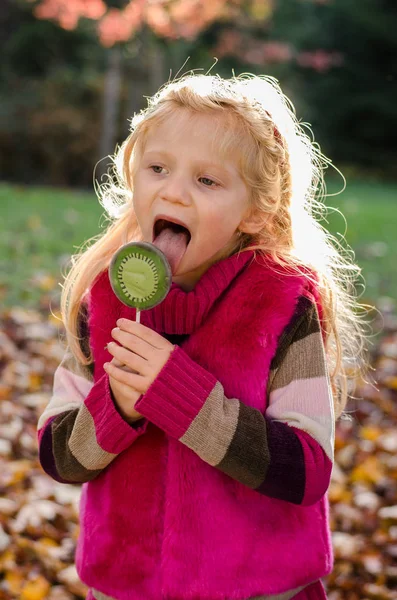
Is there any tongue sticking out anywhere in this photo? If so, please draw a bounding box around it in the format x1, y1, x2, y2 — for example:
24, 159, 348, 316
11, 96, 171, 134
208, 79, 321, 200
152, 226, 189, 275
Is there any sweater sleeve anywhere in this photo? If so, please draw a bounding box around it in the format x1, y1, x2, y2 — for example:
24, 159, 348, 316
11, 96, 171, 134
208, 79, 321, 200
37, 324, 148, 485
135, 295, 335, 506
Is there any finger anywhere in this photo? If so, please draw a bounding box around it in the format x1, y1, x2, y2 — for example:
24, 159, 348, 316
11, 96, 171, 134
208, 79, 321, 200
109, 378, 140, 402
116, 318, 168, 350
111, 328, 152, 358
111, 357, 134, 372
111, 357, 124, 367
107, 342, 149, 375
110, 356, 140, 375
104, 362, 147, 394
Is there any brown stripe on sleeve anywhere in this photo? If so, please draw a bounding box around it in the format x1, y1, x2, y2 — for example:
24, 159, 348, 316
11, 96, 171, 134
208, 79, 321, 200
51, 408, 114, 482
290, 300, 320, 342
270, 331, 326, 391
216, 403, 270, 489
180, 381, 240, 466
268, 296, 320, 390
69, 403, 118, 469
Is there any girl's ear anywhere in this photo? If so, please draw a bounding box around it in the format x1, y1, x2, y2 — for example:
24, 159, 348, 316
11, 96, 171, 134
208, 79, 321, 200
238, 210, 266, 235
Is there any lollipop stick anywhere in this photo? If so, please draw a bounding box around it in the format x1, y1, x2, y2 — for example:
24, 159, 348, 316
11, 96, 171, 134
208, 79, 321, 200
136, 308, 141, 324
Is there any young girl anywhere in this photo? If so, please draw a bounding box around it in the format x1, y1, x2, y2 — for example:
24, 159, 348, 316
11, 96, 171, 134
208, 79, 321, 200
37, 73, 368, 600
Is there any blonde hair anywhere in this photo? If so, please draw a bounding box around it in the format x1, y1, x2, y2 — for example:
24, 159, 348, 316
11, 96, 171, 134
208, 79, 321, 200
61, 73, 371, 419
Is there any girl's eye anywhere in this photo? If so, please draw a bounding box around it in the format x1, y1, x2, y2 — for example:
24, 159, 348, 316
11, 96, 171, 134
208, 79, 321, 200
199, 177, 218, 187
150, 165, 164, 174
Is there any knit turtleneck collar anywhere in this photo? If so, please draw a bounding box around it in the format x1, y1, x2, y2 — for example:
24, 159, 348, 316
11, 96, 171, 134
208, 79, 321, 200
131, 250, 256, 335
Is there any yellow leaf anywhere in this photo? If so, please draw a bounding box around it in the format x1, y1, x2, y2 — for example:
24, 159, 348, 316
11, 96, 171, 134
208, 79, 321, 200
384, 375, 397, 390
0, 548, 15, 569
0, 384, 12, 400
328, 482, 352, 504
5, 460, 32, 486
360, 426, 382, 442
29, 373, 42, 392
21, 576, 50, 600
72, 524, 80, 541
5, 571, 24, 595
351, 456, 385, 484
38, 537, 58, 548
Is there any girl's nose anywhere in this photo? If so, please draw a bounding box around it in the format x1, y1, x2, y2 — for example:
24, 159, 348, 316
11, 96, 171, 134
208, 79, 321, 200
161, 175, 191, 206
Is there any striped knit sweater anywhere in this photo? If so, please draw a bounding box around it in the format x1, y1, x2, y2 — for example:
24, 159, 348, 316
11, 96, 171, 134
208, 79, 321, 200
37, 250, 335, 600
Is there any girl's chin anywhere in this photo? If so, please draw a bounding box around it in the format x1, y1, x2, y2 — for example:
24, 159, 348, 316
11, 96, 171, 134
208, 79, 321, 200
171, 255, 212, 289
176, 255, 218, 280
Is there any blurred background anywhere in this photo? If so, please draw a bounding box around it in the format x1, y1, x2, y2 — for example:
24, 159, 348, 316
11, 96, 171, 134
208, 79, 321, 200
1, 0, 397, 307
1, 1, 397, 599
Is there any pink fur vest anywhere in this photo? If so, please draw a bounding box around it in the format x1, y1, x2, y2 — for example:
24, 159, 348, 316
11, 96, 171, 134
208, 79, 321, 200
75, 252, 333, 600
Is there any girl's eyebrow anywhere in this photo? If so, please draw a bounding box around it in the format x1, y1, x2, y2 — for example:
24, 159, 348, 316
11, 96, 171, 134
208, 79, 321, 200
143, 149, 234, 177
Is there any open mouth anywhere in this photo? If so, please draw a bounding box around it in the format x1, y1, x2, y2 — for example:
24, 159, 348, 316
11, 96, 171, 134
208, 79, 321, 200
153, 218, 192, 244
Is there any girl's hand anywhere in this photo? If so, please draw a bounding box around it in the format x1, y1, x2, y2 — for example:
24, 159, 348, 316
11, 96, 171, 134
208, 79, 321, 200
106, 357, 144, 423
104, 319, 175, 423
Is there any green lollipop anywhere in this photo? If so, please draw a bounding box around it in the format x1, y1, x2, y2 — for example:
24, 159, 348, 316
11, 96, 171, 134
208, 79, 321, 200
109, 242, 172, 321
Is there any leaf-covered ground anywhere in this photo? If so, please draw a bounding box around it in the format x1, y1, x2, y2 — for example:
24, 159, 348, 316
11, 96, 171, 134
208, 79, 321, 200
0, 294, 397, 599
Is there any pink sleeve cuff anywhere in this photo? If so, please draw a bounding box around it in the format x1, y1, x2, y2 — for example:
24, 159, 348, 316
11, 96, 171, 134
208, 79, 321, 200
135, 346, 217, 439
84, 372, 148, 454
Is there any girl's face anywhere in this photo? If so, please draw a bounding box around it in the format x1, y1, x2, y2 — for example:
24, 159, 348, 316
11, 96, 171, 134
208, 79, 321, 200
132, 109, 252, 291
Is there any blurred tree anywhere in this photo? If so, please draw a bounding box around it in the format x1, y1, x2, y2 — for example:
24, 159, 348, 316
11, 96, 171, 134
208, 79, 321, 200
2, 0, 395, 185
288, 0, 397, 173
0, 0, 104, 184
29, 0, 252, 46
26, 0, 274, 177
211, 0, 397, 174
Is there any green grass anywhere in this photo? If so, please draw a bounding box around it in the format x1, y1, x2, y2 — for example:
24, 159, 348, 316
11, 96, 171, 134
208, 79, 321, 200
323, 178, 397, 303
0, 184, 103, 307
0, 179, 396, 307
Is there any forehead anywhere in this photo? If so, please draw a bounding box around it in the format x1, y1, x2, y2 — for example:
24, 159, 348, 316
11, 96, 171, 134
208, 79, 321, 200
143, 108, 244, 166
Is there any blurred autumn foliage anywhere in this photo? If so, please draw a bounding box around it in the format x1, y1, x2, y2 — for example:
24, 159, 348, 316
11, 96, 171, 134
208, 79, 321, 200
1, 0, 396, 185
30, 0, 253, 45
